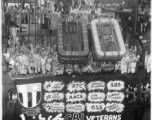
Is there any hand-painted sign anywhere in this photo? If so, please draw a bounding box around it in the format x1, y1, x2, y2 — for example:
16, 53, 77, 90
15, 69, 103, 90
106, 92, 125, 102
86, 103, 106, 112
43, 81, 65, 91
22, 107, 41, 117
44, 92, 64, 102
66, 103, 85, 113
42, 102, 65, 113
107, 80, 125, 91
67, 81, 86, 92
86, 115, 121, 120
105, 103, 125, 113
87, 81, 105, 91
14, 75, 126, 120
38, 113, 64, 120
66, 92, 86, 102
87, 92, 105, 102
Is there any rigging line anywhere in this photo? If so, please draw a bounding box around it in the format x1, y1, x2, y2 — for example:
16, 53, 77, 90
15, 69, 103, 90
76, 15, 79, 63
28, 0, 30, 48
14, 0, 16, 47
4, 0, 8, 35
40, 0, 42, 76
2, 0, 6, 35
34, 0, 36, 51
69, 15, 72, 63
47, 2, 51, 49
77, 15, 81, 64
40, 0, 42, 51
19, 0, 23, 41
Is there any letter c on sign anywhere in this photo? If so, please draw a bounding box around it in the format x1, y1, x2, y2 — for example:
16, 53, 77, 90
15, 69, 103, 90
65, 114, 71, 120
48, 116, 52, 120
79, 84, 82, 88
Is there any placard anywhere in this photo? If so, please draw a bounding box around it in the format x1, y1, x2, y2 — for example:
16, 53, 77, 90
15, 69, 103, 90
14, 75, 126, 120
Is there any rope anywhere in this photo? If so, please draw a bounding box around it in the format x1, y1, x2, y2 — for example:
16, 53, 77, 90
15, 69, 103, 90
19, 0, 23, 38
47, 2, 51, 48
28, 0, 30, 48
34, 0, 36, 50
40, 0, 42, 49
40, 0, 42, 75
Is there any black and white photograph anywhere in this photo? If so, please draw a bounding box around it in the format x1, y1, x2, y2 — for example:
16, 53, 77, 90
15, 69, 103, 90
1, 0, 151, 120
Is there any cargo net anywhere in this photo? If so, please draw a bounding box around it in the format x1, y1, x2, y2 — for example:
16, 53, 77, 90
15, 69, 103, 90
96, 23, 120, 52
62, 22, 84, 51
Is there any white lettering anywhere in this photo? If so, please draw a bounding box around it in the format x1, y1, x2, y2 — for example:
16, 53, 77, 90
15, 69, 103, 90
96, 116, 100, 120
66, 92, 86, 102
87, 81, 105, 91
107, 81, 125, 91
65, 114, 84, 120
38, 114, 64, 120
20, 114, 26, 120
67, 81, 86, 92
113, 115, 118, 120
39, 114, 46, 120
53, 114, 64, 120
118, 115, 121, 120
65, 114, 71, 120
86, 115, 122, 120
109, 115, 113, 120
73, 113, 80, 120
100, 115, 104, 120
92, 116, 95, 120
104, 115, 109, 120
48, 116, 52, 120
86, 116, 92, 120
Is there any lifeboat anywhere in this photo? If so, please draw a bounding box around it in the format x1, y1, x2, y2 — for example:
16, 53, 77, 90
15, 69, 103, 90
57, 15, 89, 64
91, 18, 126, 61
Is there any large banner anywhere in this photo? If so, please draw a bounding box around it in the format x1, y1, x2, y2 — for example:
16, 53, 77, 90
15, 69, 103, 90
14, 75, 126, 120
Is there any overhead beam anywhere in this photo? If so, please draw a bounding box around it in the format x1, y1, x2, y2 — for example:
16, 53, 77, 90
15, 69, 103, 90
4, 0, 34, 3
102, 8, 151, 17
96, 0, 132, 2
